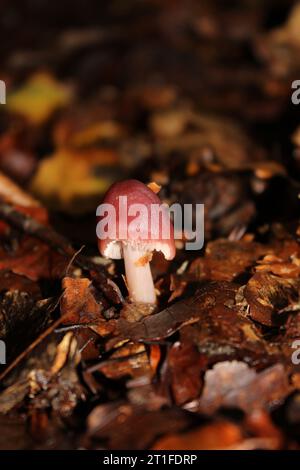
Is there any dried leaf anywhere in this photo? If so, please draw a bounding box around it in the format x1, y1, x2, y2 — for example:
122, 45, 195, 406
166, 341, 206, 405
61, 277, 103, 325
243, 272, 300, 326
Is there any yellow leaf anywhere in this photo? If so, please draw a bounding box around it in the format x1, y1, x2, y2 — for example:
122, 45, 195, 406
30, 148, 123, 213
8, 73, 72, 125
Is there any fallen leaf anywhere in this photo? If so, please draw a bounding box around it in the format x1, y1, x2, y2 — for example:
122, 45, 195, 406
84, 404, 197, 450
198, 361, 289, 414
31, 147, 122, 213
92, 342, 150, 380
61, 277, 103, 325
8, 73, 72, 125
243, 272, 300, 326
166, 341, 206, 405
189, 239, 268, 282
153, 420, 243, 450
0, 236, 68, 281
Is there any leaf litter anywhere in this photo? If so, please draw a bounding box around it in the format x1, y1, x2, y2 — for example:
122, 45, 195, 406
0, 0, 300, 450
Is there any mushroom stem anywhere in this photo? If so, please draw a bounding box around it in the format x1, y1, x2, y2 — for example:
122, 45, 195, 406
122, 243, 156, 304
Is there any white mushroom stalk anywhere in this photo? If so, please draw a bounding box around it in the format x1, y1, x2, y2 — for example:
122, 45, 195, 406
122, 243, 156, 304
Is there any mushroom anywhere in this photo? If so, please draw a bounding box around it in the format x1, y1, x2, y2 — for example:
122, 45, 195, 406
97, 179, 175, 303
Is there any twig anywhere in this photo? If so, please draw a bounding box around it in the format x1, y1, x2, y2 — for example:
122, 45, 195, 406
65, 244, 85, 276
0, 316, 65, 382
86, 351, 145, 373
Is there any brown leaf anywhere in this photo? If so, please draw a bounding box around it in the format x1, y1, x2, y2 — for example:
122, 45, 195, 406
0, 295, 56, 363
255, 252, 300, 279
92, 342, 150, 380
0, 415, 31, 450
166, 341, 206, 405
189, 239, 268, 282
60, 277, 118, 339
173, 172, 256, 239
0, 237, 68, 281
84, 404, 197, 450
61, 277, 103, 325
116, 282, 275, 366
198, 361, 290, 414
244, 272, 300, 326
0, 270, 41, 297
152, 420, 243, 450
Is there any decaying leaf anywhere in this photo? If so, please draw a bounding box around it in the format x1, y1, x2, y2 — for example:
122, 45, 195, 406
0, 0, 300, 451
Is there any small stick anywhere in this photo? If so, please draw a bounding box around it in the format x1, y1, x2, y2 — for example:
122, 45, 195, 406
86, 351, 145, 373
0, 316, 65, 382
